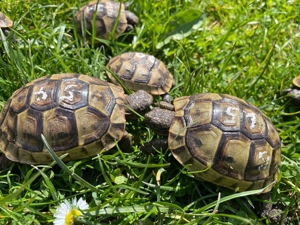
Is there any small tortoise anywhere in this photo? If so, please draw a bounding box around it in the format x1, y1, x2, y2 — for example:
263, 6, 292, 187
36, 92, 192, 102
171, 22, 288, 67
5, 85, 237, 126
0, 73, 152, 165
75, 0, 139, 40
0, 12, 13, 39
144, 93, 281, 192
283, 75, 300, 102
106, 52, 174, 101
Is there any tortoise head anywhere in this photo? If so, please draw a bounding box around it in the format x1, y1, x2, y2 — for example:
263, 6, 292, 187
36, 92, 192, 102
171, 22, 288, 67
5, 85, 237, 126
124, 2, 139, 32
144, 107, 175, 136
124, 90, 153, 118
125, 11, 139, 30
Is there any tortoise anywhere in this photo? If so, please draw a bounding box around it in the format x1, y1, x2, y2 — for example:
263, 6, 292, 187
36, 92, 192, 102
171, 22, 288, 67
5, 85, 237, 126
0, 12, 13, 40
143, 93, 281, 193
75, 0, 139, 40
0, 73, 153, 165
106, 52, 174, 102
283, 75, 300, 102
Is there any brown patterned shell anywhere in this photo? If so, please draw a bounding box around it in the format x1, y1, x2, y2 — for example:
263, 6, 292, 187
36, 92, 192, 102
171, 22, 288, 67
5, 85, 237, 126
169, 93, 281, 192
106, 52, 174, 95
75, 0, 138, 40
0, 73, 126, 164
0, 12, 13, 28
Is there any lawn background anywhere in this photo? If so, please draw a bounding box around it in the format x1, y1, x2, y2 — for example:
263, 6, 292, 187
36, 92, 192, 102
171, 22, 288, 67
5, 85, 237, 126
0, 0, 299, 224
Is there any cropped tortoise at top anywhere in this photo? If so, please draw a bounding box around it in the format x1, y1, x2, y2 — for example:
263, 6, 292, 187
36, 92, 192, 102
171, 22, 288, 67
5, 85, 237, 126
75, 0, 139, 40
143, 93, 281, 193
0, 73, 153, 165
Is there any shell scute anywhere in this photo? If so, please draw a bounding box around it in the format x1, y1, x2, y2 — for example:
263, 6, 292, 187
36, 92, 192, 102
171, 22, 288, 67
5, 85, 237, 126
16, 108, 43, 152
10, 86, 32, 113
244, 139, 273, 181
50, 73, 78, 80
214, 132, 251, 180
119, 60, 136, 80
188, 101, 213, 126
30, 80, 58, 111
241, 106, 265, 139
265, 119, 281, 147
213, 101, 241, 131
185, 124, 222, 166
1, 110, 16, 143
75, 106, 109, 145
43, 107, 78, 151
89, 84, 117, 116
58, 78, 89, 110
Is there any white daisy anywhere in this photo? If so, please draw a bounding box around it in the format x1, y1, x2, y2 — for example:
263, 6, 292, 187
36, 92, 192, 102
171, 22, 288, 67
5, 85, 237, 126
53, 197, 89, 225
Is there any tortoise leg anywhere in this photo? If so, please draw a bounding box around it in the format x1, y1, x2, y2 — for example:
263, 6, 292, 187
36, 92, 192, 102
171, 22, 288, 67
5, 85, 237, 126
117, 131, 132, 152
144, 107, 175, 136
255, 192, 290, 224
161, 93, 171, 103
140, 138, 168, 154
0, 155, 13, 170
155, 100, 174, 111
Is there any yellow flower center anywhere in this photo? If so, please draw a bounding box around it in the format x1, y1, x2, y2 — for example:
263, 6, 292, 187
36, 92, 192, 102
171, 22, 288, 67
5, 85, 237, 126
65, 209, 82, 225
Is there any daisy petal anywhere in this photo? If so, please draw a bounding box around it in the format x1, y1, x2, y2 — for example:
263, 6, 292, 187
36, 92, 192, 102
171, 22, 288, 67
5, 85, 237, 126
76, 197, 89, 210
53, 197, 89, 225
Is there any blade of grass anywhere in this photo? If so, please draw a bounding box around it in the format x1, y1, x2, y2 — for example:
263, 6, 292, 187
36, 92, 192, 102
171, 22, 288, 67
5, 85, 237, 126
41, 134, 99, 192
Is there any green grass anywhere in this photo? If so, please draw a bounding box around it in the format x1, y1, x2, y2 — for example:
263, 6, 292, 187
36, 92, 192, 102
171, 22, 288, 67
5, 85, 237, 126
0, 0, 300, 224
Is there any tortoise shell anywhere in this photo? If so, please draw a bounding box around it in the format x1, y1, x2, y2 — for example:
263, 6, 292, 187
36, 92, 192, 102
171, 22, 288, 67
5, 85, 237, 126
168, 93, 281, 192
106, 52, 174, 95
0, 73, 126, 164
75, 0, 139, 40
292, 76, 300, 88
0, 12, 12, 28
